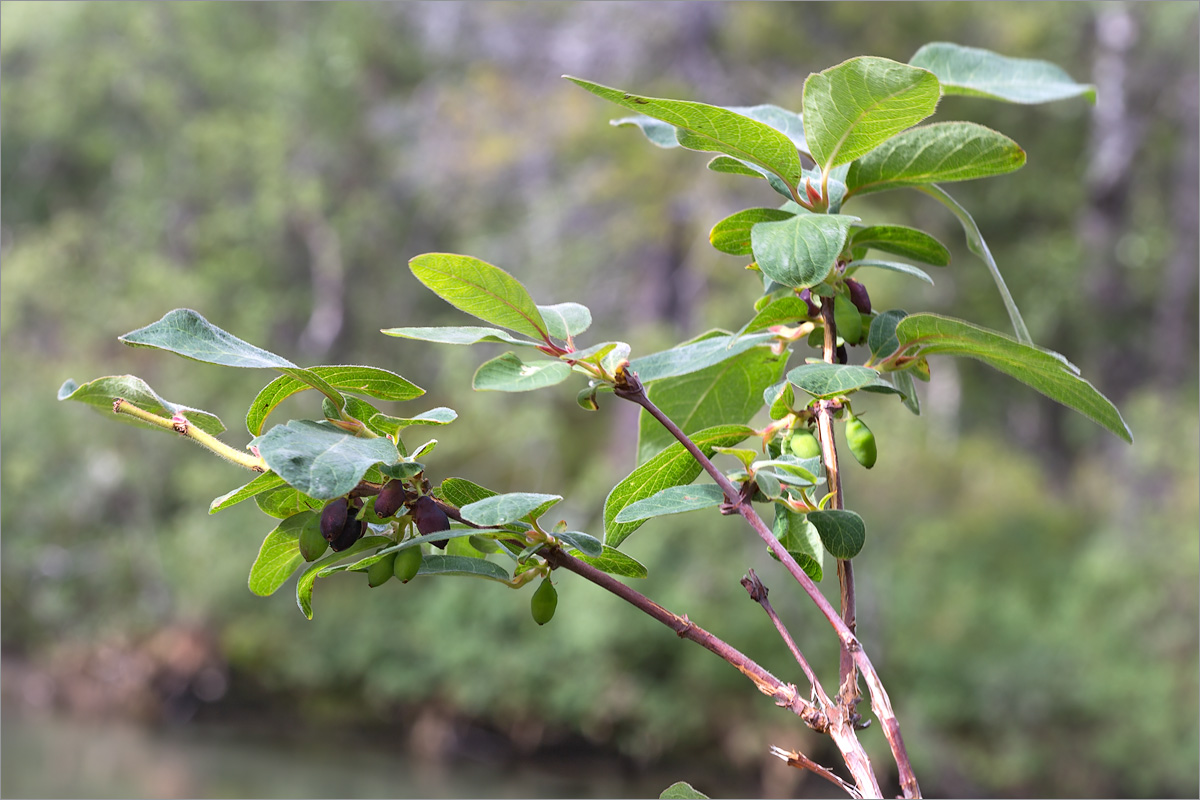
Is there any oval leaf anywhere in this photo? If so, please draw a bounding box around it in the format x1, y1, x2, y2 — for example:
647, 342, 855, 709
605, 425, 754, 547
210, 470, 286, 514
772, 506, 823, 582
637, 344, 787, 463
409, 253, 550, 343
248, 513, 314, 597
848, 225, 950, 266
555, 530, 604, 558
787, 363, 896, 398
627, 332, 776, 384
751, 214, 859, 290
459, 492, 563, 527
120, 308, 296, 369
845, 122, 1025, 197
246, 365, 424, 436
868, 309, 909, 361
916, 185, 1031, 343
252, 419, 401, 500
802, 57, 940, 171
613, 484, 727, 523
845, 259, 934, 285
910, 42, 1096, 105
380, 325, 542, 347
538, 302, 592, 340
569, 77, 804, 193
58, 375, 225, 436
414, 554, 512, 583
895, 313, 1132, 442
472, 352, 573, 392
709, 208, 796, 256
575, 545, 648, 579
806, 509, 866, 559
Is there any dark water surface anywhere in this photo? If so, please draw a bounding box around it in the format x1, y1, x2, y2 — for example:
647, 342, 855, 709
1, 710, 763, 799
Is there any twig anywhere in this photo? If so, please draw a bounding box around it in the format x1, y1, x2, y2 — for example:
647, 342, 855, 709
818, 298, 860, 707
741, 569, 830, 708
744, 569, 878, 798
541, 547, 828, 732
771, 745, 862, 799
613, 367, 921, 799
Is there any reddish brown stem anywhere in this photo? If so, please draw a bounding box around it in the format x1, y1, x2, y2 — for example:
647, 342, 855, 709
614, 366, 920, 799
818, 298, 860, 704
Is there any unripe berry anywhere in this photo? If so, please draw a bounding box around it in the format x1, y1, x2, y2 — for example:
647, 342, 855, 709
530, 578, 558, 626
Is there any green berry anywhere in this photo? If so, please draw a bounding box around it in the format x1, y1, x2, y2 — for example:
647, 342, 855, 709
367, 553, 397, 587
845, 414, 877, 469
789, 429, 822, 459
393, 545, 422, 583
530, 577, 558, 626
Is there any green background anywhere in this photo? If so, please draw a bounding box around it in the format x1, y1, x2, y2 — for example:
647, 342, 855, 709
2, 2, 1196, 797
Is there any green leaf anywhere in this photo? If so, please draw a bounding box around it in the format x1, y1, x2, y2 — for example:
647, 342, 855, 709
248, 513, 314, 597
787, 363, 898, 398
894, 369, 921, 415
605, 425, 755, 547
575, 545, 648, 579
555, 531, 604, 558
255, 485, 325, 519
627, 332, 776, 384
120, 308, 295, 369
802, 56, 940, 171
739, 297, 814, 334
569, 77, 804, 193
459, 493, 563, 526
845, 259, 933, 285
252, 419, 401, 500
910, 42, 1096, 105
807, 509, 866, 559
414, 554, 512, 583
615, 104, 805, 150
296, 535, 391, 619
245, 365, 424, 436
408, 253, 551, 343
380, 325, 542, 348
845, 122, 1025, 197
917, 184, 1031, 343
58, 375, 225, 436
368, 407, 458, 438
867, 309, 909, 361
472, 352, 573, 392
118, 309, 347, 409
637, 344, 787, 463
660, 781, 710, 800
613, 484, 726, 523
894, 313, 1132, 442
438, 477, 499, 508
709, 208, 795, 256
209, 470, 286, 514
538, 302, 592, 340
848, 225, 950, 266
772, 506, 823, 582
751, 214, 859, 289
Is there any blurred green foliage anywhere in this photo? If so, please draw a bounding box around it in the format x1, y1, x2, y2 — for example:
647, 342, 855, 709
2, 2, 1196, 797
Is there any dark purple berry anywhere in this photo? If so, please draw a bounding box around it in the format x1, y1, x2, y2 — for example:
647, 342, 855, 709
374, 479, 406, 519
846, 278, 871, 314
412, 496, 450, 549
320, 497, 348, 544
